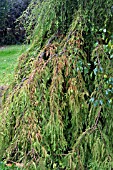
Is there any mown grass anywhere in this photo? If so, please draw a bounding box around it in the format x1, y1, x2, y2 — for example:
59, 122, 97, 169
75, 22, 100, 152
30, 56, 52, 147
0, 45, 28, 85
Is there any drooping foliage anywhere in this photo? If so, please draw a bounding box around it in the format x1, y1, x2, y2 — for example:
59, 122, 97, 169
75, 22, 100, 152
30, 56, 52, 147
0, 0, 113, 169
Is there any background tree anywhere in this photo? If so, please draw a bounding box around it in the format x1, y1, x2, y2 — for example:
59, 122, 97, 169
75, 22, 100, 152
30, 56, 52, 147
0, 0, 8, 44
0, 0, 113, 169
0, 0, 31, 45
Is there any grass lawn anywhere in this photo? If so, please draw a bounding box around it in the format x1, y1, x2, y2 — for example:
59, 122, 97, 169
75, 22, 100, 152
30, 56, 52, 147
0, 45, 28, 85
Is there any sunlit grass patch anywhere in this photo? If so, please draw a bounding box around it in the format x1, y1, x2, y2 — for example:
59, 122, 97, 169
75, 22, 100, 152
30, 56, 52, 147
0, 45, 28, 85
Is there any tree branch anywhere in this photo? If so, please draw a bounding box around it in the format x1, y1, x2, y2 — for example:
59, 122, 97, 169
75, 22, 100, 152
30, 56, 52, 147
73, 106, 102, 149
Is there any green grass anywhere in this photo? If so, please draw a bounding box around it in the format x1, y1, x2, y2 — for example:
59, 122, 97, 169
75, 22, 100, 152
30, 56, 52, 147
0, 45, 28, 85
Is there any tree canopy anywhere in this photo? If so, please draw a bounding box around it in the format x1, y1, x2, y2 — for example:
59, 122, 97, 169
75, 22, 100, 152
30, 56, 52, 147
0, 0, 113, 169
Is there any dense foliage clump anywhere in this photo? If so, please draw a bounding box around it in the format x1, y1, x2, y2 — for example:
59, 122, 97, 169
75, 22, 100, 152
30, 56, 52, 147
0, 0, 113, 169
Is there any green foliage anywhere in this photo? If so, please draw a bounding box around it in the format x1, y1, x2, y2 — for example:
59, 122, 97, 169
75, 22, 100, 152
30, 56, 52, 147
0, 162, 23, 170
17, 0, 78, 44
0, 0, 113, 169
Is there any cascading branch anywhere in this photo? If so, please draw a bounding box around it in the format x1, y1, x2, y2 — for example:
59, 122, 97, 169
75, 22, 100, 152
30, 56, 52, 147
0, 0, 113, 169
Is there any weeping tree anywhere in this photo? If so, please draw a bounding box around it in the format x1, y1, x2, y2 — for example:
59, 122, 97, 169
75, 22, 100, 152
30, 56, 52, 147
0, 0, 113, 169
